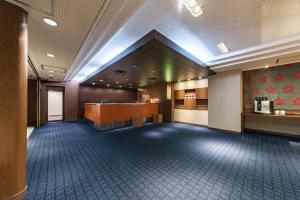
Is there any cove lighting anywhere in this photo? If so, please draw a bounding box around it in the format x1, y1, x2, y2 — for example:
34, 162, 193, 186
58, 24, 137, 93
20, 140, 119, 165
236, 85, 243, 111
182, 0, 203, 17
217, 42, 230, 53
43, 17, 58, 27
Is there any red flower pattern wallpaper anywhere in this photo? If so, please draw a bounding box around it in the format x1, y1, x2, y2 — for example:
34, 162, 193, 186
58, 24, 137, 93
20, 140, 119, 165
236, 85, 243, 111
243, 63, 300, 111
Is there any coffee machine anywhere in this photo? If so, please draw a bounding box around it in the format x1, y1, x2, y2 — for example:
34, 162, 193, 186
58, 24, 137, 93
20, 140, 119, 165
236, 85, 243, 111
254, 97, 274, 114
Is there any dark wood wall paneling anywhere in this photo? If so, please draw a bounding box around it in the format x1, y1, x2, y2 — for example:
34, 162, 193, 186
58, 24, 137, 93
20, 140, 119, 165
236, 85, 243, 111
28, 79, 37, 126
79, 86, 137, 118
40, 81, 138, 123
138, 83, 172, 121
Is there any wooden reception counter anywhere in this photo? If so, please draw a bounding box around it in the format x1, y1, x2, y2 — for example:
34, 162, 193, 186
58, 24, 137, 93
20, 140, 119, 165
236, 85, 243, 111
84, 103, 158, 130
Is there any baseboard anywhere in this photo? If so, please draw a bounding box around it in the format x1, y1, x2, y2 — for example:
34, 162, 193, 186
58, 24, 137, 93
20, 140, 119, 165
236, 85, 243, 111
2, 186, 27, 200
244, 128, 300, 139
174, 121, 208, 127
208, 127, 242, 134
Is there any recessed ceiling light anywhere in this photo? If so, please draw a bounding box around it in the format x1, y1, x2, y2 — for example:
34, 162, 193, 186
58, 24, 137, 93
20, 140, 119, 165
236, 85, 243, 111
132, 65, 137, 68
100, 79, 104, 82
47, 53, 55, 58
49, 70, 54, 73
129, 87, 133, 89
116, 82, 119, 84
119, 85, 122, 88
49, 74, 53, 77
265, 65, 270, 68
43, 17, 58, 27
92, 82, 96, 85
106, 84, 110, 87
217, 42, 230, 53
198, 76, 202, 79
182, 0, 203, 17
129, 83, 133, 85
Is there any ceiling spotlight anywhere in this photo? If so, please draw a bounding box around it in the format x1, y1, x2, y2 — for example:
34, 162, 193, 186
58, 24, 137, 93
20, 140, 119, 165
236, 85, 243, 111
182, 0, 203, 17
106, 84, 110, 87
49, 70, 54, 73
49, 74, 53, 77
198, 76, 202, 79
43, 17, 58, 27
100, 79, 104, 82
132, 65, 137, 68
47, 53, 55, 58
92, 82, 96, 85
116, 81, 119, 84
265, 65, 270, 68
217, 42, 230, 53
119, 85, 122, 88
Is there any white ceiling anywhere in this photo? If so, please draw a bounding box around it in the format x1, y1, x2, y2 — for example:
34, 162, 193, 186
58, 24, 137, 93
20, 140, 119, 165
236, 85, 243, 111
7, 0, 300, 81
72, 0, 300, 81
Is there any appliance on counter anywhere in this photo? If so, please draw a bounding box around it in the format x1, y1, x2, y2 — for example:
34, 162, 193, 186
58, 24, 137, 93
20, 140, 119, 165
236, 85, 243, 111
254, 97, 274, 114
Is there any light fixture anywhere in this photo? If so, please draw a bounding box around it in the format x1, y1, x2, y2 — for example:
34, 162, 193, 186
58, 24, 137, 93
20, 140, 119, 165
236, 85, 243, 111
47, 53, 55, 58
106, 84, 110, 87
92, 82, 96, 85
43, 17, 58, 27
129, 87, 133, 89
116, 82, 119, 84
132, 65, 137, 68
182, 0, 203, 17
198, 76, 202, 79
49, 74, 53, 77
100, 79, 104, 82
49, 70, 54, 73
119, 85, 122, 88
217, 42, 230, 53
187, 78, 191, 81
265, 65, 270, 68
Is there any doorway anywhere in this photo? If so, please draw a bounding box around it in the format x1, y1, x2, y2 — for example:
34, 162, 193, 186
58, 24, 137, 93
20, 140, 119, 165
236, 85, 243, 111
48, 89, 64, 121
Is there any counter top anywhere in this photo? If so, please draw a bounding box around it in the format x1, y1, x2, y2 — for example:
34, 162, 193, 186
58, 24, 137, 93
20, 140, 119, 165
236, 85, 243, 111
84, 103, 156, 105
242, 112, 300, 119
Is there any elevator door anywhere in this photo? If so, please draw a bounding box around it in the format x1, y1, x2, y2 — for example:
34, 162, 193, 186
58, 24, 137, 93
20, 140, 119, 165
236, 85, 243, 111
48, 90, 63, 121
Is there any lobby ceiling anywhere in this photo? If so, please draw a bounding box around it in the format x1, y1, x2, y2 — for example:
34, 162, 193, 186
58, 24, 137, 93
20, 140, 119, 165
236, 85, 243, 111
81, 30, 215, 88
6, 0, 300, 81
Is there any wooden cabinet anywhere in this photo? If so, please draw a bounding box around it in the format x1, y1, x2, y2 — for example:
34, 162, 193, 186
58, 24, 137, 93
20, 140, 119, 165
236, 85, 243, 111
184, 98, 196, 109
174, 90, 185, 99
196, 88, 208, 99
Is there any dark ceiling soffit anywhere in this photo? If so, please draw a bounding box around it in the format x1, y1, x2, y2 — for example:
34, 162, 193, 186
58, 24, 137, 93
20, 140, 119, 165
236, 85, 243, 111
80, 29, 214, 83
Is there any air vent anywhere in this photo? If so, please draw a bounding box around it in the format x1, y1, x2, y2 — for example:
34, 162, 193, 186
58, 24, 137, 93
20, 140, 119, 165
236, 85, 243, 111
42, 65, 66, 73
113, 69, 127, 76
276, 55, 300, 66
148, 77, 157, 81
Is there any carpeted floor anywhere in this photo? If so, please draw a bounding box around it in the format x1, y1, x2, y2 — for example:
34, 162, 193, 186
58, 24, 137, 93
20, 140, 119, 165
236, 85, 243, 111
26, 122, 300, 200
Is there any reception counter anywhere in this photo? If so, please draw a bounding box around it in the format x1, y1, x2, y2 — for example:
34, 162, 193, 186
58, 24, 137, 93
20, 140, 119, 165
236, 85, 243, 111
84, 103, 158, 131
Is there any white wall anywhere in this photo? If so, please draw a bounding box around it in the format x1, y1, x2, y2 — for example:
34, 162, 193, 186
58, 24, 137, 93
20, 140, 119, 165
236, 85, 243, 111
174, 79, 208, 126
208, 71, 242, 133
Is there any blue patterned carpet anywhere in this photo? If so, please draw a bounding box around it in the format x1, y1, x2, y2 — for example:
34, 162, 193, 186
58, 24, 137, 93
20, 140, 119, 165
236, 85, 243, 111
26, 122, 300, 200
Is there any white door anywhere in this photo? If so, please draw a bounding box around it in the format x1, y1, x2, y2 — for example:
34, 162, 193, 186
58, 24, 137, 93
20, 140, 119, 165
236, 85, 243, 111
48, 90, 63, 121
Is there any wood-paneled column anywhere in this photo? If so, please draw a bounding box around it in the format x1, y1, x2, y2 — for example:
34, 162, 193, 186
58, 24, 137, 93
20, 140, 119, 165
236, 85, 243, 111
0, 1, 28, 200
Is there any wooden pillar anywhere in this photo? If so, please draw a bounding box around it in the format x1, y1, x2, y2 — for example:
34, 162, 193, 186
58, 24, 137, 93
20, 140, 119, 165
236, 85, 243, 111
0, 1, 28, 200
171, 83, 175, 123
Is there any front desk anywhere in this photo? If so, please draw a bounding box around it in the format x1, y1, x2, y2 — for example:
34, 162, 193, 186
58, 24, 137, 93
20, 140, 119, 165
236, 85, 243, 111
85, 103, 158, 131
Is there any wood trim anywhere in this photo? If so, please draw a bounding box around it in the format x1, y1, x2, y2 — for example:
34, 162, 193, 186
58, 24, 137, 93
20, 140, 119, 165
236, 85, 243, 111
171, 83, 175, 123
2, 186, 27, 200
